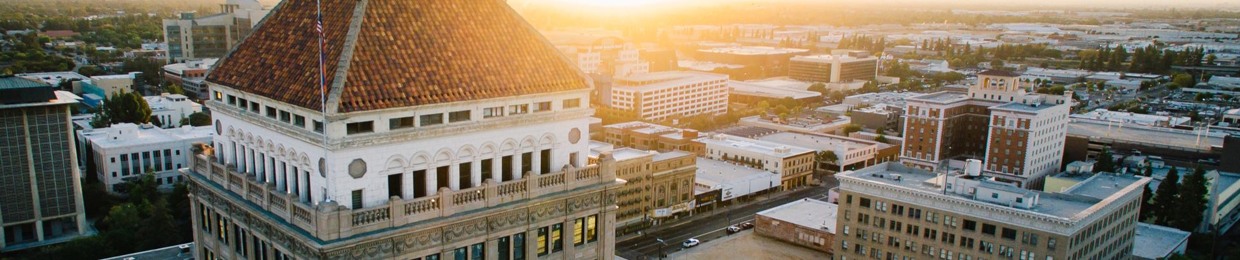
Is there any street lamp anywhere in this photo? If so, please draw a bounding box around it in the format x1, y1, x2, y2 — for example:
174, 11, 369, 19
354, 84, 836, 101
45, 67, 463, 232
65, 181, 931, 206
655, 238, 667, 260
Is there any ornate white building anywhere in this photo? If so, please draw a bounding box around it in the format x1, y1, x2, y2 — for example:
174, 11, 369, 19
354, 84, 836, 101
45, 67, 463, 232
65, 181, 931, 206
183, 0, 623, 259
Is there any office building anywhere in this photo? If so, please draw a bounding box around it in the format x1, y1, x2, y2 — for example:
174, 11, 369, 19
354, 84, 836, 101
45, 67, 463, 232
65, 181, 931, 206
599, 121, 700, 153
607, 71, 729, 121
1131, 223, 1190, 260
78, 123, 213, 194
162, 0, 270, 62
835, 162, 1148, 260
901, 70, 1072, 189
754, 131, 892, 172
1064, 119, 1226, 167
0, 76, 88, 251
755, 199, 837, 253
694, 133, 816, 189
788, 51, 879, 83
162, 58, 219, 99
185, 0, 622, 259
695, 46, 809, 79
590, 148, 696, 231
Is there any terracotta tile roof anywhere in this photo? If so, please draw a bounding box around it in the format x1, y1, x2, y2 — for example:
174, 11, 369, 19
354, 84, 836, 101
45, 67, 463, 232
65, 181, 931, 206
206, 0, 590, 113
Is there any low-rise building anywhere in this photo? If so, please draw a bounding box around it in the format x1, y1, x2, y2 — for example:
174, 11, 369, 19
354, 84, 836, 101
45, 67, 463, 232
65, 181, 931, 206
600, 121, 700, 153
755, 199, 837, 253
81, 73, 141, 98
727, 80, 821, 105
694, 158, 782, 205
1071, 109, 1191, 128
588, 147, 696, 231
695, 46, 810, 79
145, 93, 203, 128
738, 114, 852, 135
1131, 223, 1190, 260
606, 71, 729, 121
695, 133, 816, 189
78, 123, 214, 194
754, 131, 889, 172
161, 58, 218, 99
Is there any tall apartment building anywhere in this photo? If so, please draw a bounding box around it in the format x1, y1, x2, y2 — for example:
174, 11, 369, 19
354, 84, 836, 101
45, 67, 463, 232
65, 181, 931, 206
185, 1, 622, 259
607, 71, 729, 121
162, 0, 269, 62
901, 70, 1072, 189
835, 162, 1148, 260
78, 123, 213, 194
0, 76, 87, 251
694, 133, 816, 189
599, 121, 700, 153
788, 51, 879, 83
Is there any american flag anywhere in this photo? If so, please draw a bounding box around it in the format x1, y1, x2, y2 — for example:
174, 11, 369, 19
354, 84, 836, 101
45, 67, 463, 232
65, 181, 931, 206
316, 0, 326, 101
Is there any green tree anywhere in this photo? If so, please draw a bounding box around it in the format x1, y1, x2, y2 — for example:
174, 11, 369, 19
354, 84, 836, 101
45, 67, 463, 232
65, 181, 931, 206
95, 92, 152, 127
180, 111, 212, 127
816, 150, 838, 170
1205, 54, 1216, 65
1171, 73, 1196, 88
1093, 148, 1116, 173
875, 134, 888, 143
842, 124, 863, 135
808, 82, 828, 95
1140, 184, 1154, 221
1174, 166, 1209, 231
164, 83, 186, 95
1152, 167, 1180, 226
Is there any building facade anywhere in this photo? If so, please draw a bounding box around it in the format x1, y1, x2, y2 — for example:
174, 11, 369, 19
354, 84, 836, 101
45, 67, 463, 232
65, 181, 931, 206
788, 51, 879, 83
754, 199, 837, 253
607, 71, 729, 121
78, 123, 213, 194
0, 76, 87, 251
599, 121, 699, 153
184, 1, 621, 259
835, 163, 1147, 260
901, 70, 1072, 189
162, 0, 269, 62
162, 58, 218, 99
146, 93, 203, 128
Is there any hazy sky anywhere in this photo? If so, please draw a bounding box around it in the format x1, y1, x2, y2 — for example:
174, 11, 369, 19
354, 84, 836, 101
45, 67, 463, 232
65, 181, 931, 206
519, 0, 1240, 10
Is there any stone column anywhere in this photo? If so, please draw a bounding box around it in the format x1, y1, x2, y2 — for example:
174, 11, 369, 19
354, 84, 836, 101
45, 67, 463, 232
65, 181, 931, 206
512, 153, 523, 180
491, 156, 502, 183
531, 150, 542, 175
448, 163, 460, 191
470, 160, 482, 188
426, 167, 438, 196
403, 170, 414, 199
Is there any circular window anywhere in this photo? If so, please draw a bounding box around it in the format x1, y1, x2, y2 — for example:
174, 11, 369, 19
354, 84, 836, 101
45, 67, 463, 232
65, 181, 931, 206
214, 120, 222, 135
319, 158, 328, 177
569, 128, 582, 144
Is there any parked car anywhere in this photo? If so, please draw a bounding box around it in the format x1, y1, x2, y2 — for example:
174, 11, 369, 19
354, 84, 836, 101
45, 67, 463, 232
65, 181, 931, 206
739, 222, 754, 230
682, 238, 700, 248
726, 225, 741, 234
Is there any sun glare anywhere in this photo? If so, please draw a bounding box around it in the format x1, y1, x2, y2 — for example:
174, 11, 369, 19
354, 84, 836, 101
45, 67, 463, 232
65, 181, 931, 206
552, 0, 662, 8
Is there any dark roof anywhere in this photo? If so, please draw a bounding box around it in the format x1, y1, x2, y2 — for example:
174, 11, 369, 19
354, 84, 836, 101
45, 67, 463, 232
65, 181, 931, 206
0, 76, 55, 105
979, 69, 1021, 77
206, 0, 590, 113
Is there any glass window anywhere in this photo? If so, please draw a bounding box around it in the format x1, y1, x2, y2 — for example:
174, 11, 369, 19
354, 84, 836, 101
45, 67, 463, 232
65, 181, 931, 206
471, 242, 484, 260
499, 236, 511, 260
390, 116, 415, 130
563, 98, 580, 109
279, 111, 291, 123
266, 106, 277, 118
537, 227, 548, 256
454, 247, 467, 260
510, 104, 529, 115
534, 101, 552, 112
551, 223, 563, 253
313, 121, 324, 133
514, 233, 526, 260
574, 218, 585, 246
449, 110, 471, 123
483, 106, 504, 118
420, 114, 443, 126
293, 115, 306, 127
587, 215, 598, 242
346, 121, 374, 135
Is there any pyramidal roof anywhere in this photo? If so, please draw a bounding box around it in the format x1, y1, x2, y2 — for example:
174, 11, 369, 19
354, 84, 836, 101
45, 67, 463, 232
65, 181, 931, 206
206, 0, 590, 113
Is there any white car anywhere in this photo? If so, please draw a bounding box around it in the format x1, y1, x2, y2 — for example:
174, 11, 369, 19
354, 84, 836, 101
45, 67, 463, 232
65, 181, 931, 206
682, 238, 700, 248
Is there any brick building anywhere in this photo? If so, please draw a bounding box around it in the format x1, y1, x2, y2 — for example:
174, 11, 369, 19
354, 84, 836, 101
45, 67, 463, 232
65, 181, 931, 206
755, 199, 838, 253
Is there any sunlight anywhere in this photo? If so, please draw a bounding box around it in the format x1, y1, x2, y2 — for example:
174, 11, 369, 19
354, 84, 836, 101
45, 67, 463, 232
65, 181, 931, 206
550, 0, 663, 8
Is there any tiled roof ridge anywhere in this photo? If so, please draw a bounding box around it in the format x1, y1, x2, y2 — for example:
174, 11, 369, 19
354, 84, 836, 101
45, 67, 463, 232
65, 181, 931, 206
323, 0, 369, 115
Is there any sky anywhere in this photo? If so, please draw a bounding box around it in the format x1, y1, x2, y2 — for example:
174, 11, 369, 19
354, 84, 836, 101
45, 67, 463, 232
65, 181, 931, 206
521, 0, 1240, 10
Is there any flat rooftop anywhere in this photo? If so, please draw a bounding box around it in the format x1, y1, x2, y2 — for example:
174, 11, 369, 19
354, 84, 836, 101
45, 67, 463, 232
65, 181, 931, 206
695, 157, 779, 187
757, 199, 839, 233
611, 148, 655, 161
695, 134, 815, 157
652, 150, 693, 162
907, 91, 970, 104
842, 163, 1145, 220
991, 99, 1063, 113
1067, 119, 1224, 150
791, 54, 877, 63
756, 131, 887, 152
102, 242, 194, 260
729, 81, 821, 99
614, 71, 728, 92
1132, 223, 1190, 259
80, 124, 216, 149
699, 46, 809, 56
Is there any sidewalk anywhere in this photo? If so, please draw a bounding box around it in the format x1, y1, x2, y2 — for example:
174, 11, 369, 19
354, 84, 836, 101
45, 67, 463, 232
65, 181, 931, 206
616, 185, 820, 243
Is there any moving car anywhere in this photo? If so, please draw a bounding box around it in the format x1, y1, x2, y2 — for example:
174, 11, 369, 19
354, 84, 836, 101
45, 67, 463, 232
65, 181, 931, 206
682, 238, 700, 248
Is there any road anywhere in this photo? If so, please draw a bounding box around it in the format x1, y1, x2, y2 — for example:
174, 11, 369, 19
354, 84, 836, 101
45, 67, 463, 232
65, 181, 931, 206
615, 178, 837, 260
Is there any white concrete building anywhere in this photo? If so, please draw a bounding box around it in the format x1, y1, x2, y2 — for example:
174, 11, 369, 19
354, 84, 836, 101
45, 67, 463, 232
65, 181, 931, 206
1072, 109, 1191, 128
695, 133, 816, 189
609, 71, 729, 121
146, 93, 203, 128
755, 132, 882, 171
87, 73, 139, 97
161, 58, 218, 98
78, 123, 214, 194
694, 158, 781, 201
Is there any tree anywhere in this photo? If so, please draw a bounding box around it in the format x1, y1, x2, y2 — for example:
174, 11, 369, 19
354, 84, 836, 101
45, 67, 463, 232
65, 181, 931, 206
1093, 148, 1116, 173
816, 150, 838, 170
1152, 167, 1180, 226
808, 82, 828, 95
1140, 184, 1154, 222
1174, 166, 1209, 231
164, 83, 186, 95
842, 124, 863, 135
180, 111, 212, 127
1205, 54, 1216, 65
1171, 73, 1196, 88
95, 92, 152, 127
875, 134, 888, 143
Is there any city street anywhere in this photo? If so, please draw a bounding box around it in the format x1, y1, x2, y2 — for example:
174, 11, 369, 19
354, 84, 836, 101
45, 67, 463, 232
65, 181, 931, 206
615, 178, 837, 260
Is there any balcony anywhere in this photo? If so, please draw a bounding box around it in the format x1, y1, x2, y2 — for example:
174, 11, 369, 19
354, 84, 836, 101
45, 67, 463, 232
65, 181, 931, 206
188, 154, 613, 241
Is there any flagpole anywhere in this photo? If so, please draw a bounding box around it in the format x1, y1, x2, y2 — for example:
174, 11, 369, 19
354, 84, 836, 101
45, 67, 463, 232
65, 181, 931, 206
316, 0, 332, 204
